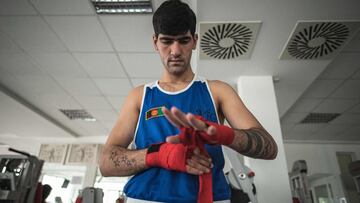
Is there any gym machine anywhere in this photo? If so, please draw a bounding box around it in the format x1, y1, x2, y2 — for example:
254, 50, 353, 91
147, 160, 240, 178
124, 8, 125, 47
75, 187, 103, 203
0, 148, 44, 203
223, 146, 257, 203
289, 160, 312, 203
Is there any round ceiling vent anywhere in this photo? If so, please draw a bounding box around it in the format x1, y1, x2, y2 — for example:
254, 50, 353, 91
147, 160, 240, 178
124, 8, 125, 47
287, 22, 349, 59
200, 23, 253, 59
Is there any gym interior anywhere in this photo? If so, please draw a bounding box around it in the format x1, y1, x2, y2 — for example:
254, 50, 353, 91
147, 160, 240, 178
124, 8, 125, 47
0, 0, 360, 203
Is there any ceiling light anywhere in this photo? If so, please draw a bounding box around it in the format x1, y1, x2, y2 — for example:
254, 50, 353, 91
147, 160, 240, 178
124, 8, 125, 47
91, 0, 153, 14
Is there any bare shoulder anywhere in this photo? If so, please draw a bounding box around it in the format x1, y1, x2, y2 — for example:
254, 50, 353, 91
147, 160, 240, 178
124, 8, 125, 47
207, 79, 237, 97
208, 79, 261, 129
126, 84, 145, 108
207, 79, 232, 88
131, 84, 145, 97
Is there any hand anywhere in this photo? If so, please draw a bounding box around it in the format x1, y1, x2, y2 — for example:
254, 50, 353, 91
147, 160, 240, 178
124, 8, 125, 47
163, 106, 235, 146
145, 142, 212, 175
186, 147, 212, 175
162, 106, 217, 144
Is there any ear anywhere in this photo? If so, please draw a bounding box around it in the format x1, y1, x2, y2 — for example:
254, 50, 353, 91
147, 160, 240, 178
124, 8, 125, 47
152, 34, 159, 51
192, 34, 198, 50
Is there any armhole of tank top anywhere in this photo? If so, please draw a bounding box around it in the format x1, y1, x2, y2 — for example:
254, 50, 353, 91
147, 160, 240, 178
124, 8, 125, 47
204, 79, 220, 124
131, 85, 147, 149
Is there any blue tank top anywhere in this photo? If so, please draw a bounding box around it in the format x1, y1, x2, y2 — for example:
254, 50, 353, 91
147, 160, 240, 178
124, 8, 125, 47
123, 76, 230, 203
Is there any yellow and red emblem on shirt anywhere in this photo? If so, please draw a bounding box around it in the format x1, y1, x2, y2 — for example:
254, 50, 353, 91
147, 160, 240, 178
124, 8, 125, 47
146, 106, 165, 120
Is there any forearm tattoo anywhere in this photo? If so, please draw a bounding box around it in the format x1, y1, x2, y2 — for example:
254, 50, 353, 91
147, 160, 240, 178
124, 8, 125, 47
110, 148, 136, 168
107, 147, 147, 175
233, 128, 278, 159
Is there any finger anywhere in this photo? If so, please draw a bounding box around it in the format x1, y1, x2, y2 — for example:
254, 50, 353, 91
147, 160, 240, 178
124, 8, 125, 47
193, 147, 211, 161
186, 165, 203, 175
186, 161, 208, 175
206, 125, 217, 135
186, 158, 211, 174
162, 107, 182, 128
190, 155, 212, 169
187, 113, 217, 136
171, 107, 191, 127
165, 135, 181, 143
192, 148, 212, 167
186, 113, 208, 131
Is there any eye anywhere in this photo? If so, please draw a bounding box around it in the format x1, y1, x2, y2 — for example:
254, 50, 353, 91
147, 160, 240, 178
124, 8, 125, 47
160, 39, 174, 45
178, 38, 191, 45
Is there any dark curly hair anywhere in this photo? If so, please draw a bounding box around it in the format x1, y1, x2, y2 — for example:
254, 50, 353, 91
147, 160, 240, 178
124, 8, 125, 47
152, 0, 196, 37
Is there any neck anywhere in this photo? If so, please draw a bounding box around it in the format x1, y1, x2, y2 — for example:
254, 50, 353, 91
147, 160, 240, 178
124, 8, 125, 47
158, 69, 195, 92
160, 68, 195, 83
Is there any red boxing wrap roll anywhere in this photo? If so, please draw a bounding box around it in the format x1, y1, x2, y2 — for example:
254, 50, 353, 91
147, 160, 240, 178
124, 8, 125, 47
179, 116, 235, 203
179, 127, 212, 203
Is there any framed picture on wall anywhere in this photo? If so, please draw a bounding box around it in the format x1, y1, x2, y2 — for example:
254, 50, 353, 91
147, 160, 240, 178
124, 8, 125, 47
65, 144, 100, 165
38, 144, 68, 164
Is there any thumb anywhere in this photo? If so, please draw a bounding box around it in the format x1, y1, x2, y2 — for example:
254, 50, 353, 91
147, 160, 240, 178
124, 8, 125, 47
206, 125, 217, 136
166, 135, 181, 143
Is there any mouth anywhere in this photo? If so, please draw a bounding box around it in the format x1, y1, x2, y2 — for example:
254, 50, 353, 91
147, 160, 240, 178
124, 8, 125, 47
169, 60, 183, 63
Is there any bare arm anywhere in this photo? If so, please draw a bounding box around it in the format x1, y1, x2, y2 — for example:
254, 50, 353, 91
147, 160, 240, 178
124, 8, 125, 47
210, 80, 278, 159
229, 128, 278, 159
164, 105, 277, 160
101, 145, 148, 176
99, 86, 149, 177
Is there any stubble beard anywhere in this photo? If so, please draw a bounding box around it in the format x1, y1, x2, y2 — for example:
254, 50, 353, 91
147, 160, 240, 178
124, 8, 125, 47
165, 56, 191, 76
166, 64, 188, 76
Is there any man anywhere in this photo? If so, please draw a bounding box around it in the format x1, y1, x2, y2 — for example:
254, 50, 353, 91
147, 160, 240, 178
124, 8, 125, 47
99, 0, 278, 202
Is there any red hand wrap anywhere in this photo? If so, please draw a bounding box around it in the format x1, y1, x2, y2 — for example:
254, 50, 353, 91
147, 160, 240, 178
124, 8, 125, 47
179, 127, 212, 203
145, 142, 188, 172
146, 116, 233, 203
178, 116, 235, 203
195, 116, 235, 145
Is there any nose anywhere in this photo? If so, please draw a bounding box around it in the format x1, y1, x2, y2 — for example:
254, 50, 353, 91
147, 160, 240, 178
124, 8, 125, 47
170, 41, 181, 57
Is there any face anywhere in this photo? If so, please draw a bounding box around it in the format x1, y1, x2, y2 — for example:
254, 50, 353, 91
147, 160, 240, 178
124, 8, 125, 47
153, 31, 198, 76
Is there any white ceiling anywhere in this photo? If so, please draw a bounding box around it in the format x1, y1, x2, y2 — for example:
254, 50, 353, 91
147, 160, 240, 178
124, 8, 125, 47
0, 0, 359, 143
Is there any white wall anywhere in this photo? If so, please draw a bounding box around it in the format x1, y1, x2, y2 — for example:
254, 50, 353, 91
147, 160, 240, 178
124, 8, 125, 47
237, 76, 292, 203
284, 142, 360, 175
